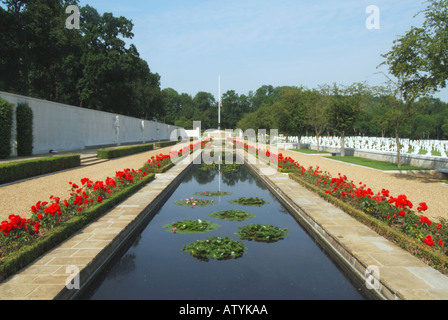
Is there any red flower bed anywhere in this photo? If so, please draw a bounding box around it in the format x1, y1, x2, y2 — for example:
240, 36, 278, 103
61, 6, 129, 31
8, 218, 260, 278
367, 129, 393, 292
231, 138, 448, 256
0, 139, 211, 254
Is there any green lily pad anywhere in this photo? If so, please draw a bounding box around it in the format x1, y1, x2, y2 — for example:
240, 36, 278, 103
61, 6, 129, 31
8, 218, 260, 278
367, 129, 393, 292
229, 197, 268, 207
209, 210, 256, 222
163, 219, 220, 234
235, 224, 289, 243
194, 191, 232, 197
182, 237, 246, 261
175, 198, 216, 207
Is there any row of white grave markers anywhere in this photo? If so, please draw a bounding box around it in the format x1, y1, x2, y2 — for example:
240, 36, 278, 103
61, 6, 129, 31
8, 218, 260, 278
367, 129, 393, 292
276, 135, 448, 158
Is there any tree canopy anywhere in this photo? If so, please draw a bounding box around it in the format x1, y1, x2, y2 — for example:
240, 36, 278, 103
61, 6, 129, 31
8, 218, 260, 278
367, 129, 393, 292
0, 0, 163, 119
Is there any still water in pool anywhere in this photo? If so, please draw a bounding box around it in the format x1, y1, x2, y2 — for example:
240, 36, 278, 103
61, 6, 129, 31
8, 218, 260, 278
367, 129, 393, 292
81, 163, 367, 300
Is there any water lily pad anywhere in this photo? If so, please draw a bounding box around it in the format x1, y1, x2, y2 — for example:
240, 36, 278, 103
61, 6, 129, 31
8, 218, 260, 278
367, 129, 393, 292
194, 191, 232, 197
235, 224, 289, 243
229, 197, 268, 207
209, 210, 256, 222
174, 198, 216, 207
163, 219, 220, 234
182, 237, 246, 261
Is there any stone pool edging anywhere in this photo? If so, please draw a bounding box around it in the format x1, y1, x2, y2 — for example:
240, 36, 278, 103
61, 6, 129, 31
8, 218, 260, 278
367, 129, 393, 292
0, 151, 201, 300
239, 149, 448, 300
3, 145, 448, 300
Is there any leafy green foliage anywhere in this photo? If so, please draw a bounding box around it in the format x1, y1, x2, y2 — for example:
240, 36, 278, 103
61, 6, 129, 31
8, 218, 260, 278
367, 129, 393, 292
236, 224, 289, 243
199, 162, 241, 173
182, 237, 246, 261
0, 98, 13, 159
229, 197, 268, 207
0, 155, 81, 185
0, 1, 163, 119
163, 219, 220, 234
174, 198, 216, 208
209, 210, 256, 222
16, 102, 33, 156
97, 144, 154, 160
194, 191, 232, 197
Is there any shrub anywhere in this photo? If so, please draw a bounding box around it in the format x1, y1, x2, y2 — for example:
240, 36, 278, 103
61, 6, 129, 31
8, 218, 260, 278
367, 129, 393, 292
16, 102, 33, 156
0, 155, 81, 185
154, 140, 179, 148
0, 98, 13, 159
97, 144, 154, 159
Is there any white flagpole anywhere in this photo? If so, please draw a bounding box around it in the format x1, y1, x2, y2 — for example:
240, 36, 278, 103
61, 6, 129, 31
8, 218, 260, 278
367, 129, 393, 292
218, 75, 221, 130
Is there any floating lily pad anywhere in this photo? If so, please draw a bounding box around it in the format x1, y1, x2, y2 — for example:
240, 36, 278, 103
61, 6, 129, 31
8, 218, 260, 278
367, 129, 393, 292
229, 197, 268, 207
209, 210, 256, 222
194, 191, 232, 197
182, 237, 246, 261
235, 224, 289, 243
163, 219, 220, 234
175, 198, 216, 207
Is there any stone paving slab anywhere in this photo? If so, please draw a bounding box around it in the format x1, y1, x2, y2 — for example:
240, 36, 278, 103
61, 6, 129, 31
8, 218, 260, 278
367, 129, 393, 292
0, 151, 199, 300
239, 150, 448, 300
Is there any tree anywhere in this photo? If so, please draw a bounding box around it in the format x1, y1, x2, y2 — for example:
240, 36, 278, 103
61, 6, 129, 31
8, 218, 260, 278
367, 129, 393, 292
221, 90, 249, 129
0, 0, 82, 97
381, 0, 448, 101
251, 85, 275, 110
0, 1, 163, 121
305, 87, 329, 152
274, 86, 308, 148
374, 83, 419, 168
326, 83, 366, 156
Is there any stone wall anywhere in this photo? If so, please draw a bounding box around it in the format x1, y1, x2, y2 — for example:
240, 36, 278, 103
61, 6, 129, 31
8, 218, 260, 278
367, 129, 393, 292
1, 91, 184, 156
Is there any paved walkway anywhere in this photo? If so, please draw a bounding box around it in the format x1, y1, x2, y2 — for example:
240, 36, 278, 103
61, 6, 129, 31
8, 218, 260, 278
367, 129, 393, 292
1, 144, 448, 299
0, 148, 197, 300
241, 150, 448, 300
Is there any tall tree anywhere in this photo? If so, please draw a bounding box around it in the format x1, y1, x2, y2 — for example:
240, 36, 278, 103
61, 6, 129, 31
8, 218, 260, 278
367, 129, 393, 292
326, 82, 367, 156
381, 0, 448, 101
305, 87, 329, 152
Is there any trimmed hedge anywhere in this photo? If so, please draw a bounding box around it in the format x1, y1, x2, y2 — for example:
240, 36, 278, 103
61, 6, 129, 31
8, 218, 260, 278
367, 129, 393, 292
0, 155, 81, 185
288, 172, 448, 275
97, 143, 154, 160
0, 98, 13, 159
154, 140, 179, 148
0, 172, 156, 282
16, 102, 33, 156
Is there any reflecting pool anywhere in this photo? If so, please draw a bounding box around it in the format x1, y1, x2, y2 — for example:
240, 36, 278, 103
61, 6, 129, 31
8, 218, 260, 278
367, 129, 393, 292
80, 162, 367, 300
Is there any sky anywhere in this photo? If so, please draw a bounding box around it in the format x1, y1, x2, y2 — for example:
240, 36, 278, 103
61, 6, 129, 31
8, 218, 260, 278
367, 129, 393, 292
78, 0, 448, 102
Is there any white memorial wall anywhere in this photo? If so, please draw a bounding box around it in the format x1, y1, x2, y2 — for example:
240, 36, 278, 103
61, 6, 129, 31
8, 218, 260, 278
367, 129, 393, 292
1, 91, 184, 156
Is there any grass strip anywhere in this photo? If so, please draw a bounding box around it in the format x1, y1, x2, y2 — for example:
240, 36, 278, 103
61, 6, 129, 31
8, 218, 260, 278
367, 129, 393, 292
326, 156, 429, 171
290, 149, 331, 154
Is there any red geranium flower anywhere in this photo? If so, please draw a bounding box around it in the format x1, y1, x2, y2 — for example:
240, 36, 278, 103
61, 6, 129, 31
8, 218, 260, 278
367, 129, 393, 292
417, 202, 428, 212
423, 235, 435, 247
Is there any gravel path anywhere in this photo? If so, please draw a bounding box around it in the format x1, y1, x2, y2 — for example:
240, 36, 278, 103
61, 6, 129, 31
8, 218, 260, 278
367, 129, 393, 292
279, 149, 448, 221
0, 145, 183, 221
1, 145, 447, 223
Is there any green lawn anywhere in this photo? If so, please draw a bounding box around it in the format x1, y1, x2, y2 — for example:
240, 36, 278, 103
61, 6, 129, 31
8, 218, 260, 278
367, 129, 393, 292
407, 149, 442, 157
326, 156, 429, 171
290, 149, 331, 155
